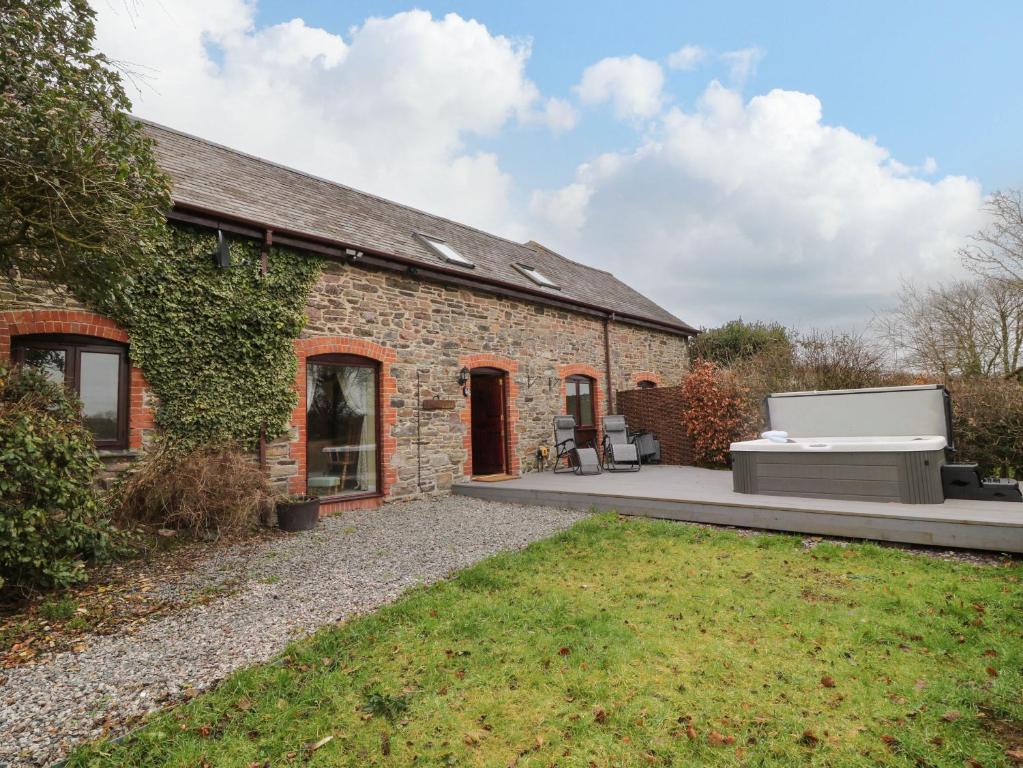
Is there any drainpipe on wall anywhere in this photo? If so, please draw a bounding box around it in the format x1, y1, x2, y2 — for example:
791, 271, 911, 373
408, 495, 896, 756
603, 312, 615, 415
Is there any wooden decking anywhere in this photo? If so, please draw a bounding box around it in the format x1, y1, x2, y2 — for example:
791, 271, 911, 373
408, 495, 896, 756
454, 465, 1023, 553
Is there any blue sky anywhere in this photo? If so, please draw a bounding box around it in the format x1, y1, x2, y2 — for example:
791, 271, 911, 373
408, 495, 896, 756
94, 0, 1020, 329
255, 0, 1022, 194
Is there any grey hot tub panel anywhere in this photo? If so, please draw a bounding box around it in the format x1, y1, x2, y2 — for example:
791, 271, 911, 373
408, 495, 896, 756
732, 449, 945, 504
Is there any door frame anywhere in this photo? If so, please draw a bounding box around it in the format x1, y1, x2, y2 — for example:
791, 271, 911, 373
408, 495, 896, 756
469, 366, 509, 476
304, 352, 383, 502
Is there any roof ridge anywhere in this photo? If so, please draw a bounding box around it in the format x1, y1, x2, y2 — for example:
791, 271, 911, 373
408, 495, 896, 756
137, 117, 544, 255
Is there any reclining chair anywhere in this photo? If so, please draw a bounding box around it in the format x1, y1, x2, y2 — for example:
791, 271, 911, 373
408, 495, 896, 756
553, 415, 601, 475
602, 415, 642, 472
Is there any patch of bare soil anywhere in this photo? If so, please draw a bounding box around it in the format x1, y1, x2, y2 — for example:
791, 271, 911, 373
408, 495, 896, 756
979, 706, 1023, 763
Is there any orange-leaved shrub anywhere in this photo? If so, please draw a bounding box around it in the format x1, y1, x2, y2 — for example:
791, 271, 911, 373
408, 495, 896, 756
679, 360, 759, 467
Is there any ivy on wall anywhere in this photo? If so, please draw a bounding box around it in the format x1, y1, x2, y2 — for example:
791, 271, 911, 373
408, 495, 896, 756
116, 224, 321, 447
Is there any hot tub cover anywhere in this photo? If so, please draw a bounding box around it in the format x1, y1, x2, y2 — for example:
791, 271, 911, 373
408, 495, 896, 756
764, 385, 952, 445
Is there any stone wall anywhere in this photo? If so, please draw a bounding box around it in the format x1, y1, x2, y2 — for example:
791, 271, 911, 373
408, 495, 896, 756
277, 258, 690, 500
2, 243, 691, 504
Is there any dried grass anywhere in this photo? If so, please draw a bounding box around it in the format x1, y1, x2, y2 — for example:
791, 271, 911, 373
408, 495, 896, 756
113, 443, 272, 538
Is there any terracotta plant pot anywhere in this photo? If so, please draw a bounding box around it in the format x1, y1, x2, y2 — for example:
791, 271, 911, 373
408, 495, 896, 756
276, 496, 320, 532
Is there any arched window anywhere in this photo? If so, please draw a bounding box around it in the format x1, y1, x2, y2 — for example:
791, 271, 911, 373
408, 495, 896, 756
305, 354, 380, 499
637, 380, 658, 389
12, 334, 129, 449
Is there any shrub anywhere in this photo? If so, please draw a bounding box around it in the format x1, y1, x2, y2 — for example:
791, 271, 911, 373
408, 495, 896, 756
0, 364, 115, 593
680, 360, 758, 467
948, 377, 1023, 477
114, 443, 272, 538
689, 319, 791, 367
791, 329, 888, 391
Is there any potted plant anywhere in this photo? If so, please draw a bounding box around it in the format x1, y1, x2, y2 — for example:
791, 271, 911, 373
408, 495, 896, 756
275, 494, 320, 532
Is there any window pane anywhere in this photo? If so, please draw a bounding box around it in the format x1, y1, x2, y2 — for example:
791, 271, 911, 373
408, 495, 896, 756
578, 389, 594, 426
23, 348, 66, 383
566, 392, 579, 421
307, 363, 378, 498
79, 351, 120, 442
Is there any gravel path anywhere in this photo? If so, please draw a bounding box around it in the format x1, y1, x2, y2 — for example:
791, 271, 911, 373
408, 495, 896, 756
0, 496, 588, 767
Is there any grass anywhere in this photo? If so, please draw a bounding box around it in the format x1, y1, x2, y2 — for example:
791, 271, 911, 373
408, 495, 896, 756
67, 515, 1023, 767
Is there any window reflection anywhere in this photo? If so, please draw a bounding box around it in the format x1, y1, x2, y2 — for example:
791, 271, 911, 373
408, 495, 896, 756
23, 348, 65, 383
80, 352, 120, 441
306, 360, 378, 498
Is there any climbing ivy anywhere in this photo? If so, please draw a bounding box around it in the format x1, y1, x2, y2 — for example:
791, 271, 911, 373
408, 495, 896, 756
116, 224, 321, 447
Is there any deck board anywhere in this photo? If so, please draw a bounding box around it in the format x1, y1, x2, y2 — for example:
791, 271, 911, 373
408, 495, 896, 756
453, 466, 1023, 553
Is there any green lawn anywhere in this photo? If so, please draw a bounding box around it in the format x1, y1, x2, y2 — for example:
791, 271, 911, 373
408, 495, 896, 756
68, 515, 1023, 767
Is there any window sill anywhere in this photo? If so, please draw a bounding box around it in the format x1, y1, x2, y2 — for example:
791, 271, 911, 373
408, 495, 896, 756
97, 449, 139, 459
313, 491, 382, 504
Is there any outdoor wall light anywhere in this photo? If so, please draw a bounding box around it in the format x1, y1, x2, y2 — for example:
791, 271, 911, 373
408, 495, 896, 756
458, 366, 470, 397
212, 229, 231, 269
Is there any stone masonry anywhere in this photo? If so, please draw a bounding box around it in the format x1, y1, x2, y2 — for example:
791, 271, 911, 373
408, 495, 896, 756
2, 241, 690, 507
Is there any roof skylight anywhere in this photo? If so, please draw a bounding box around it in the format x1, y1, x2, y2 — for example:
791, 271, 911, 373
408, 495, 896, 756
417, 234, 475, 268
514, 263, 560, 289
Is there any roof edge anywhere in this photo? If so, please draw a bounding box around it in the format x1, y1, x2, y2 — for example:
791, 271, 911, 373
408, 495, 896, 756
167, 202, 699, 337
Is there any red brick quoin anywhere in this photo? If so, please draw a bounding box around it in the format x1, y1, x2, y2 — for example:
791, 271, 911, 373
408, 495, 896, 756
290, 336, 397, 512
458, 354, 521, 478
0, 309, 153, 450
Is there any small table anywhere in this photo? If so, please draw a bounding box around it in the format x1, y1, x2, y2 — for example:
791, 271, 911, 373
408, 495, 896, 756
321, 445, 376, 492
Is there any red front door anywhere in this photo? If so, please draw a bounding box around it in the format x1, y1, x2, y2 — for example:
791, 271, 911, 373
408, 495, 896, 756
470, 370, 507, 475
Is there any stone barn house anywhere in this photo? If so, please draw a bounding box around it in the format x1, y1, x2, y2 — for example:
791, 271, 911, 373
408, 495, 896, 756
1, 122, 695, 514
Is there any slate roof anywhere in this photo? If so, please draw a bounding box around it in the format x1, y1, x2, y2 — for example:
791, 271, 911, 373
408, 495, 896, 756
143, 120, 695, 334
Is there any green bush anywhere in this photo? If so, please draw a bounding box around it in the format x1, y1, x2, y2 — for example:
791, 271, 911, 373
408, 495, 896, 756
0, 364, 115, 593
689, 319, 791, 367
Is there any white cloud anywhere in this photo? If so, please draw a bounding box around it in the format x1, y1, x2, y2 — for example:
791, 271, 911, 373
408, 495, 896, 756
667, 44, 706, 71
93, 3, 985, 331
575, 55, 665, 120
524, 97, 578, 133
529, 183, 591, 231
529, 82, 984, 329
92, 2, 568, 237
720, 46, 765, 85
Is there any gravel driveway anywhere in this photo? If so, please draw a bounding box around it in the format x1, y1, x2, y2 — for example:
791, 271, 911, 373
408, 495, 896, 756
0, 496, 588, 767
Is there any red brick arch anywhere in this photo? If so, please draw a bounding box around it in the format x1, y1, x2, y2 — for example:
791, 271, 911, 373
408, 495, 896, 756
1, 309, 153, 450
630, 370, 664, 388
459, 354, 520, 478
558, 362, 606, 445
291, 336, 397, 504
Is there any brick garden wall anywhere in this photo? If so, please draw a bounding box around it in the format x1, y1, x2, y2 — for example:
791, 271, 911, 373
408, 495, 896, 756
616, 385, 694, 466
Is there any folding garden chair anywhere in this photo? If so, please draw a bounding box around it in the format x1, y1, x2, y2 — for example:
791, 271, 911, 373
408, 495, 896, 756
602, 415, 642, 472
552, 415, 601, 475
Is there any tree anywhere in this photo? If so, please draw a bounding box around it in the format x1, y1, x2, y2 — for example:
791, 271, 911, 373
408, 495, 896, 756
791, 328, 887, 391
0, 0, 170, 311
960, 190, 1023, 283
879, 277, 1023, 378
689, 319, 791, 367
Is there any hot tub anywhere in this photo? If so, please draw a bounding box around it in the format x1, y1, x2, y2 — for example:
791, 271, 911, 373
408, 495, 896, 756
730, 386, 952, 504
